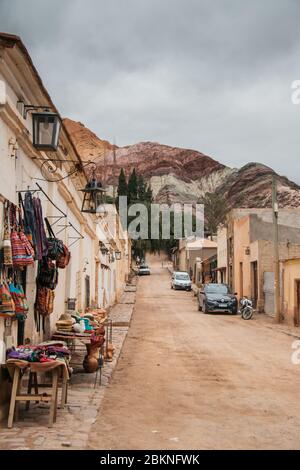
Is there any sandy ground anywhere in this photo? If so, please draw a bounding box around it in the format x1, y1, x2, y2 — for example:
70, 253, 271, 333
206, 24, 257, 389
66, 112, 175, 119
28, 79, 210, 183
88, 266, 300, 450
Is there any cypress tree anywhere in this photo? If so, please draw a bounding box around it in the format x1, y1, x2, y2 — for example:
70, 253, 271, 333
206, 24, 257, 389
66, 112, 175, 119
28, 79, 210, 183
116, 168, 128, 210
137, 174, 147, 201
145, 183, 153, 202
128, 168, 138, 203
117, 168, 128, 197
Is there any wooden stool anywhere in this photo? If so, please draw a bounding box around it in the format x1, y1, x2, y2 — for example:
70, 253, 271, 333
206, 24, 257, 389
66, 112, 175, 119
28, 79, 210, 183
7, 364, 67, 428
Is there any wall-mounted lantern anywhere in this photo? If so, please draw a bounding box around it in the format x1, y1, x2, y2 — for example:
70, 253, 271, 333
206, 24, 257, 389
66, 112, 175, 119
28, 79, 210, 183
100, 243, 109, 256
115, 250, 121, 260
245, 246, 251, 256
32, 111, 61, 151
80, 177, 106, 214
18, 102, 62, 151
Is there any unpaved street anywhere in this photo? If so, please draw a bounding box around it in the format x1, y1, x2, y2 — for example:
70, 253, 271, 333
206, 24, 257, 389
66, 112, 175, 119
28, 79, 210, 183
88, 267, 300, 450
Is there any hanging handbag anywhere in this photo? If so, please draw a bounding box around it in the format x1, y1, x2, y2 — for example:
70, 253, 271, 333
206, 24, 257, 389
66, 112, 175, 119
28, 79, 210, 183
19, 284, 29, 313
3, 224, 13, 266
2, 202, 13, 266
57, 244, 71, 269
18, 192, 34, 246
10, 204, 34, 267
11, 229, 35, 266
9, 282, 28, 317
0, 278, 16, 317
35, 287, 55, 316
37, 257, 58, 290
44, 218, 65, 261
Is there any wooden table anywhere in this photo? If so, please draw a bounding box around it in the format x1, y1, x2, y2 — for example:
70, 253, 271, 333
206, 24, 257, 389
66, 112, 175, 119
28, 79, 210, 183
6, 360, 69, 428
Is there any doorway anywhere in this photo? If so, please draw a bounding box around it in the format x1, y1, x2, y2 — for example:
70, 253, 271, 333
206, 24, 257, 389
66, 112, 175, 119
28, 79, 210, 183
85, 275, 90, 310
239, 262, 243, 298
251, 261, 258, 308
295, 280, 300, 327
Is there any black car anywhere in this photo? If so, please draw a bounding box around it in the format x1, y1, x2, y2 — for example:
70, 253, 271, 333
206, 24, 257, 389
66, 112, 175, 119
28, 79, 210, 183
198, 283, 238, 314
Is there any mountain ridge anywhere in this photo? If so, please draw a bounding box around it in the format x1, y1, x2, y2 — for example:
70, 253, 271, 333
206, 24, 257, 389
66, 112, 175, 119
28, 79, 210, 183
63, 118, 300, 208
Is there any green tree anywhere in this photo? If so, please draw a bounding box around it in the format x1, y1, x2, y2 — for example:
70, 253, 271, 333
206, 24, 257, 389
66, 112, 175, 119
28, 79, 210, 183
128, 168, 138, 203
199, 192, 228, 235
145, 183, 153, 202
137, 174, 147, 201
116, 168, 128, 210
117, 168, 128, 197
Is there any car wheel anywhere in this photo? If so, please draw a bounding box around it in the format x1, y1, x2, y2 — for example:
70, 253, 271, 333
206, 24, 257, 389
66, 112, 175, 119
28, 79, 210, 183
171, 284, 173, 289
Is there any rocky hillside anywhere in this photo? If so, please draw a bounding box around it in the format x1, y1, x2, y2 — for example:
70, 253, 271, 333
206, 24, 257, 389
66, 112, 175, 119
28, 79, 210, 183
64, 119, 300, 208
64, 118, 117, 161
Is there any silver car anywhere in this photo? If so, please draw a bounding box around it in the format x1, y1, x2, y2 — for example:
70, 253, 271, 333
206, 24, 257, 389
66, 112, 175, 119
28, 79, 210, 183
138, 265, 150, 276
171, 271, 192, 291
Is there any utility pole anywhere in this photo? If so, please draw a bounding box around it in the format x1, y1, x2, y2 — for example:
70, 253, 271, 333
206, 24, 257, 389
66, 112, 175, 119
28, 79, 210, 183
112, 144, 116, 201
272, 176, 281, 323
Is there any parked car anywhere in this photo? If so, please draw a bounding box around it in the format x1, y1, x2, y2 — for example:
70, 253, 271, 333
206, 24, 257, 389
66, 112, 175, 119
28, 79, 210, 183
138, 265, 150, 276
171, 271, 192, 291
198, 283, 238, 314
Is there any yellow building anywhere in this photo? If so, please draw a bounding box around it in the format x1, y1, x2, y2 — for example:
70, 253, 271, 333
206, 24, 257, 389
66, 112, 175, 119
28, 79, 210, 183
174, 238, 217, 281
220, 209, 300, 314
281, 258, 300, 326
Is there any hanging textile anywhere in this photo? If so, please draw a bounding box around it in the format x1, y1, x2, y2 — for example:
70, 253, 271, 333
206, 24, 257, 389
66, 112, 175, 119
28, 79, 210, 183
33, 197, 48, 260
22, 191, 37, 251
0, 275, 15, 318
9, 203, 34, 267
2, 201, 13, 266
44, 218, 70, 268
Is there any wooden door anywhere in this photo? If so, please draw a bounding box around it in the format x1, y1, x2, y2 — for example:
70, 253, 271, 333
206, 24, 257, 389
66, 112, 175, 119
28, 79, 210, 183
295, 281, 300, 327
239, 262, 243, 298
251, 262, 258, 308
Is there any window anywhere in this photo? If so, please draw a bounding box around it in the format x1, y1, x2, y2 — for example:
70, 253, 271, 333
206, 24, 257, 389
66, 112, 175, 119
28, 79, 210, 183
85, 275, 90, 309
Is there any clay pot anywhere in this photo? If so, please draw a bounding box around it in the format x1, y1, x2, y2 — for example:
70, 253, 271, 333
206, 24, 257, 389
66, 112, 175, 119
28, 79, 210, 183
104, 342, 115, 362
83, 344, 100, 373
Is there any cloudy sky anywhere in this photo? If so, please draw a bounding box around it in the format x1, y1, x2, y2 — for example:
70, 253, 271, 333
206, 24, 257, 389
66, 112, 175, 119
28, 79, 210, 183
1, 0, 300, 182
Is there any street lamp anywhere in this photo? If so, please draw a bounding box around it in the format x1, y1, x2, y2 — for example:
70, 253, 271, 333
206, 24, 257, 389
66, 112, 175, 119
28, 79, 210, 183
100, 243, 109, 256
32, 111, 62, 151
18, 102, 62, 151
115, 250, 121, 260
80, 176, 106, 214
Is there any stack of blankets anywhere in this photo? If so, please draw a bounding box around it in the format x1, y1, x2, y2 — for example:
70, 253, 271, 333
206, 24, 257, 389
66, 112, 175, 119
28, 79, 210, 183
7, 341, 70, 363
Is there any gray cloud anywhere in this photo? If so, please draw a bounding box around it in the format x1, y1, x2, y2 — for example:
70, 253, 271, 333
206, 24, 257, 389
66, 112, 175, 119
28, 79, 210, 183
1, 0, 300, 181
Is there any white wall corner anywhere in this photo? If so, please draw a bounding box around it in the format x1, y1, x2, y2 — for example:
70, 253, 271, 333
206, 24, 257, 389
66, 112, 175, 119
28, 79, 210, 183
0, 80, 6, 105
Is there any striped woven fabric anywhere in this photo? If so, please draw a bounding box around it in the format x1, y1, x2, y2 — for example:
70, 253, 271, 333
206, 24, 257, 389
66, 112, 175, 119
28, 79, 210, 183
0, 282, 15, 316
11, 230, 34, 266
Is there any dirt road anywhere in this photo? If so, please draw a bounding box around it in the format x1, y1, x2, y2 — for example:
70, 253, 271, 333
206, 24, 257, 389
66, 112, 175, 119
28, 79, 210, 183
88, 267, 300, 450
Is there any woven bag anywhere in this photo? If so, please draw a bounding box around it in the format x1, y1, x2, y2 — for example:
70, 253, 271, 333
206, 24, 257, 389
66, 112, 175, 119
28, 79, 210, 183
0, 281, 16, 317
11, 229, 34, 266
3, 225, 13, 266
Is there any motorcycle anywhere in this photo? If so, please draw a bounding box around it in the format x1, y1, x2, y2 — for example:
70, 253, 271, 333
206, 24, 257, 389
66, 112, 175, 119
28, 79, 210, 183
240, 297, 253, 320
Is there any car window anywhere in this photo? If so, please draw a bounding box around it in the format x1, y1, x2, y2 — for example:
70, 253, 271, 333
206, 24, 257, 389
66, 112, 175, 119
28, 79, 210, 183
175, 273, 190, 280
205, 284, 229, 294
140, 265, 148, 269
